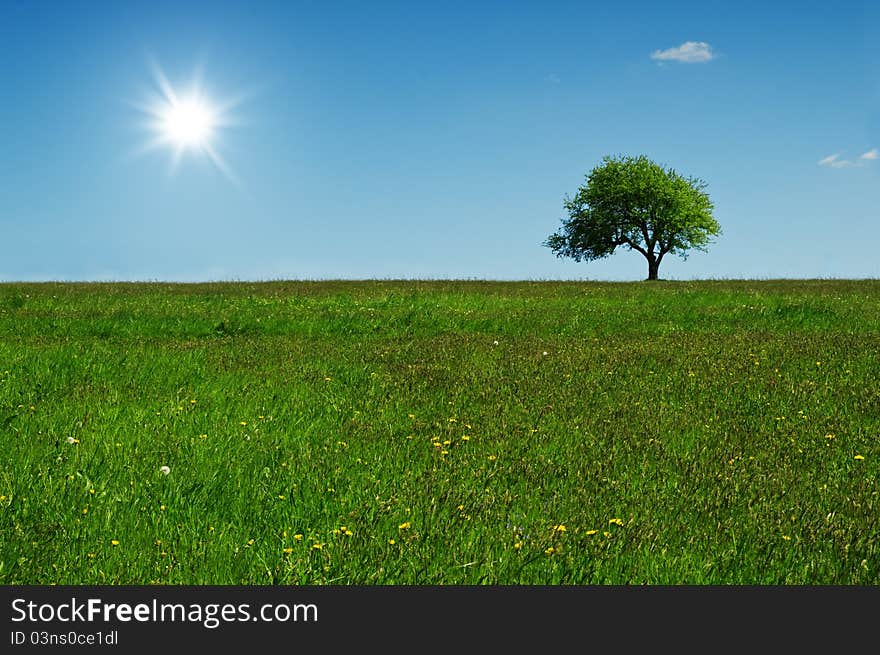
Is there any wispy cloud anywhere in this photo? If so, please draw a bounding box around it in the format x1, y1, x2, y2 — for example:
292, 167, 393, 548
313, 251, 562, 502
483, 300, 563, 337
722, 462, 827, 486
650, 41, 715, 63
818, 149, 877, 168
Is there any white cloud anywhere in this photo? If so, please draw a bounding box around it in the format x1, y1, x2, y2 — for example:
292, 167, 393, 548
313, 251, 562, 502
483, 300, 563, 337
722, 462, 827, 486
818, 154, 850, 168
650, 41, 715, 63
819, 150, 877, 168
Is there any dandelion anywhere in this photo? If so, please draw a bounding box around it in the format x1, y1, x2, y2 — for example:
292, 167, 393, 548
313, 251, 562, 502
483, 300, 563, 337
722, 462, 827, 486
159, 465, 171, 475
542, 351, 548, 356
825, 434, 835, 440
283, 547, 294, 554
190, 399, 197, 404
608, 518, 624, 526
854, 455, 865, 461
603, 531, 612, 538
388, 539, 396, 545
399, 521, 411, 530
493, 340, 499, 346
782, 535, 791, 541
440, 450, 449, 456
552, 524, 567, 533
293, 534, 303, 541
488, 455, 497, 462
514, 542, 523, 550
87, 553, 96, 558
312, 543, 323, 550
160, 505, 166, 511
585, 530, 598, 536
240, 421, 247, 426
544, 547, 555, 555
66, 437, 80, 445
461, 435, 470, 442
111, 540, 120, 546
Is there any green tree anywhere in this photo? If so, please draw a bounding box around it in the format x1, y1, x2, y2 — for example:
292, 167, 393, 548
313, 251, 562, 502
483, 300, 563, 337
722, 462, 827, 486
545, 155, 720, 280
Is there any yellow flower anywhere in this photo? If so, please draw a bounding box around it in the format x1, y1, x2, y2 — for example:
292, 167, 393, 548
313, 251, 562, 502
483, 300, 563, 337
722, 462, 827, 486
461, 435, 470, 442
825, 434, 835, 440
240, 421, 247, 426
87, 553, 96, 558
781, 535, 791, 541
603, 531, 612, 538
552, 524, 566, 532
111, 540, 119, 546
283, 547, 294, 554
514, 542, 523, 550
608, 518, 624, 526
544, 547, 555, 555
585, 530, 598, 536
312, 543, 323, 550
388, 539, 396, 545
398, 521, 411, 530
440, 450, 449, 455
488, 455, 497, 462
293, 534, 303, 541
160, 505, 166, 511
457, 504, 465, 511
854, 455, 865, 461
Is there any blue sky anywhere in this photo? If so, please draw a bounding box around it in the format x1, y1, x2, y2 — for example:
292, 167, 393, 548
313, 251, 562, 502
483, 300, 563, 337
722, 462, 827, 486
1, 0, 876, 281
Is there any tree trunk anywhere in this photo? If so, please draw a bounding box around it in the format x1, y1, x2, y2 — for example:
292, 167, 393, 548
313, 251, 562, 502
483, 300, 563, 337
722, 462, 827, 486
647, 258, 660, 281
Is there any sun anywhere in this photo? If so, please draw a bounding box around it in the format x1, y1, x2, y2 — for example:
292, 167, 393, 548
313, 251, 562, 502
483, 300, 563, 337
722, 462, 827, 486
132, 58, 242, 181
160, 96, 216, 149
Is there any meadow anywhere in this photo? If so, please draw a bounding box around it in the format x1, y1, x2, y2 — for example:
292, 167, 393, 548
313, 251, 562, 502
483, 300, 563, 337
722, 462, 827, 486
1, 279, 878, 584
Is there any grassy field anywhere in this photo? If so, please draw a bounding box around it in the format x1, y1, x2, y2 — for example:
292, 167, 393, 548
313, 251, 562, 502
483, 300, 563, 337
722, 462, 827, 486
1, 279, 878, 584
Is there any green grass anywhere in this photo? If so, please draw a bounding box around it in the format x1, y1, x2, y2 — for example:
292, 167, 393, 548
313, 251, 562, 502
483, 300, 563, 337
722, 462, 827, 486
1, 279, 878, 584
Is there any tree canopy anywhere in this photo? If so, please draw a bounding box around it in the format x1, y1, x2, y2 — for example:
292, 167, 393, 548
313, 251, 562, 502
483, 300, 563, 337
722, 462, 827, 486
545, 155, 720, 280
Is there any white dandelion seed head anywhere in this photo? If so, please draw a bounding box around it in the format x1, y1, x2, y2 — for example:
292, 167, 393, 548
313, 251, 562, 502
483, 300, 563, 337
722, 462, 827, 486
66, 436, 77, 444
493, 340, 499, 346
159, 465, 171, 475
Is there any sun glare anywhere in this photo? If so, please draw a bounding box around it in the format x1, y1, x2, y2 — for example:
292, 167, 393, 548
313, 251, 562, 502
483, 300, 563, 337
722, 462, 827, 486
133, 59, 242, 182
160, 97, 215, 149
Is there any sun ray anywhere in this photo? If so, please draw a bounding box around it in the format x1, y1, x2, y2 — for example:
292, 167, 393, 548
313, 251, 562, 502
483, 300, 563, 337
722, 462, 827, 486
131, 58, 241, 183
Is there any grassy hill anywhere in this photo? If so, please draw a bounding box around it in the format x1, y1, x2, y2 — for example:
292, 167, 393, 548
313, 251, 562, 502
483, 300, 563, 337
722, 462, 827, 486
1, 280, 878, 583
